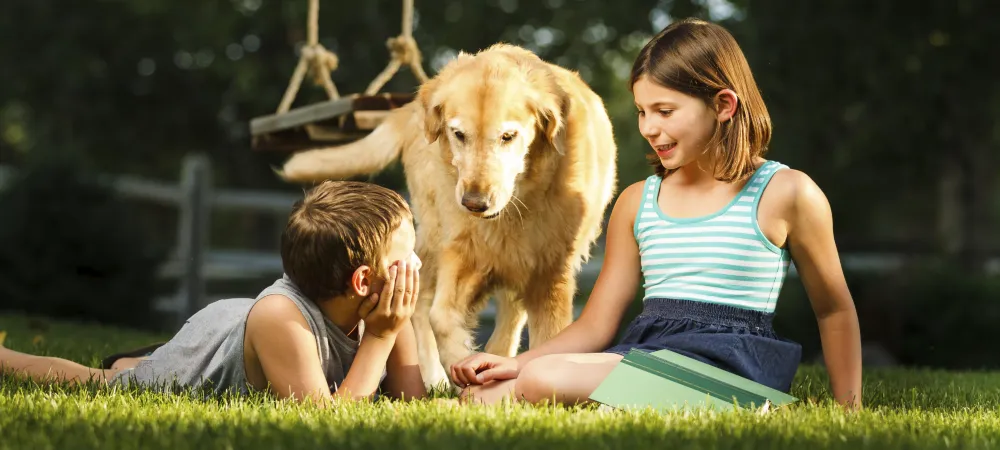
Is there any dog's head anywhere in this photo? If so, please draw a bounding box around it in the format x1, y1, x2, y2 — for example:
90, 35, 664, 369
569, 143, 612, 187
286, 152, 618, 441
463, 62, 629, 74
417, 44, 570, 219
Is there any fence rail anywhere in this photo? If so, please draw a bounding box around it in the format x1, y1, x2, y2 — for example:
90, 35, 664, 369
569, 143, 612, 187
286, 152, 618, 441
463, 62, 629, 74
2, 155, 998, 329
0, 155, 302, 327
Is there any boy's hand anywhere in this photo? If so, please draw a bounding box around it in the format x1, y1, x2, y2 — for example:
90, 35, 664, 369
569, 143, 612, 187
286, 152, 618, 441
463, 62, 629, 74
359, 260, 418, 340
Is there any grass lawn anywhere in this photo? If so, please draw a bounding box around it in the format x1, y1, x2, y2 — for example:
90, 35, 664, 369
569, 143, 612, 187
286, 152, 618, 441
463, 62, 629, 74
2, 313, 999, 450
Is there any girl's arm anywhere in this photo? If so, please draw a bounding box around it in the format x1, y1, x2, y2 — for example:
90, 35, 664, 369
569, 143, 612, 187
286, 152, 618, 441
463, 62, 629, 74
451, 180, 645, 385
782, 170, 863, 410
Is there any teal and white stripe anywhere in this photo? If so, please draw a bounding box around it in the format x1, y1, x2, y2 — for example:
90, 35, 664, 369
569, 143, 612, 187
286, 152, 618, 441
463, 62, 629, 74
633, 161, 790, 313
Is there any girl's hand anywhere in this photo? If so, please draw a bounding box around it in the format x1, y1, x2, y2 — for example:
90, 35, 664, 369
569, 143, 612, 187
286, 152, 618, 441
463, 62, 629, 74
451, 353, 520, 386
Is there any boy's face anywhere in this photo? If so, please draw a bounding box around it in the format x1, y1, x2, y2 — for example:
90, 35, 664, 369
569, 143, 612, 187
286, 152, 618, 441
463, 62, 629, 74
363, 219, 420, 299
383, 219, 420, 276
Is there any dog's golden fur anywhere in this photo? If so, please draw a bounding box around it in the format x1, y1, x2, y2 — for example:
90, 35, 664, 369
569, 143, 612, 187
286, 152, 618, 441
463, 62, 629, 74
279, 43, 617, 389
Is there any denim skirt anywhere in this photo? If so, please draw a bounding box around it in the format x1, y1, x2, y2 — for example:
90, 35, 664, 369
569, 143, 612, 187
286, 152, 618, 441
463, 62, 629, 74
603, 297, 802, 393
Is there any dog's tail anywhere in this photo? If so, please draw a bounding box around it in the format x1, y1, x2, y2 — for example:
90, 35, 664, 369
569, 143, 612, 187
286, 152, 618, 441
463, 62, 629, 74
275, 102, 418, 183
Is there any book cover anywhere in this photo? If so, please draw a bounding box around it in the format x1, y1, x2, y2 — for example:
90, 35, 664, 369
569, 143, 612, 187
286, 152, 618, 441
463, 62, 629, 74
588, 348, 798, 413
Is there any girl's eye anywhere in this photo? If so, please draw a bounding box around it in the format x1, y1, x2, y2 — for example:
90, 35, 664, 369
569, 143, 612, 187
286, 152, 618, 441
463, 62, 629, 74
636, 110, 645, 117
659, 110, 673, 116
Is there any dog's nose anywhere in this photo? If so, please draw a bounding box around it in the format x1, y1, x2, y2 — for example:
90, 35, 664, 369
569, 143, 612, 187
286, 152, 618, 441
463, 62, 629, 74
461, 192, 491, 213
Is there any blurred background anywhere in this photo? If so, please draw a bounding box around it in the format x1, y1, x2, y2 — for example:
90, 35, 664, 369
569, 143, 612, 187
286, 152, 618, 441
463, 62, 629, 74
0, 0, 996, 372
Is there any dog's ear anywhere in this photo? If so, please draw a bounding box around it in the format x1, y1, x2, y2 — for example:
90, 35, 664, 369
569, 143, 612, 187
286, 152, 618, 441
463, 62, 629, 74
417, 76, 444, 144
537, 82, 570, 155
422, 103, 444, 145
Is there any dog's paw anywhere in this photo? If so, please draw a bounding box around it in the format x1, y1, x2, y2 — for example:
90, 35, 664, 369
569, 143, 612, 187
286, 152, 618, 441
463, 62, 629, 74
421, 360, 452, 393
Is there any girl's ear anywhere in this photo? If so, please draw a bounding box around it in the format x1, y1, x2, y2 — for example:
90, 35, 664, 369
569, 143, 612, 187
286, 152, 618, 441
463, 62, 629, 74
714, 89, 739, 123
349, 265, 373, 297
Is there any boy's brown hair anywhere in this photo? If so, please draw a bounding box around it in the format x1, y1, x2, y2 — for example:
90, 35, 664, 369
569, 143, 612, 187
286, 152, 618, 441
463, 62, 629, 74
630, 18, 772, 182
280, 180, 412, 302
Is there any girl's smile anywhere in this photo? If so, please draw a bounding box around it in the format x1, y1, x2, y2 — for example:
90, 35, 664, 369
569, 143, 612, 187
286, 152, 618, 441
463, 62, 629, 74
654, 143, 677, 158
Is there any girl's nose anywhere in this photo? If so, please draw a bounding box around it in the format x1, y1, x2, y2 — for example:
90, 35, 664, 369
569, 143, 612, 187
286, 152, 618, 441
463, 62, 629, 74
639, 118, 658, 139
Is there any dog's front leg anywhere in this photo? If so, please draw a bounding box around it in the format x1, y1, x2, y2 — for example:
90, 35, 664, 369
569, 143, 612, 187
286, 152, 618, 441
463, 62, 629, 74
524, 266, 577, 349
411, 260, 450, 393
428, 248, 487, 384
483, 290, 526, 357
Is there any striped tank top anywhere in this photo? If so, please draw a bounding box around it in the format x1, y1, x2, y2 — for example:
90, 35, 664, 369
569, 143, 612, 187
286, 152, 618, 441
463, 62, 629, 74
633, 160, 790, 313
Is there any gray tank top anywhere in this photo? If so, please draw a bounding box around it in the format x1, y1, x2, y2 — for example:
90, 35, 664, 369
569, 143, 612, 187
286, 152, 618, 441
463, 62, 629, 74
113, 275, 363, 396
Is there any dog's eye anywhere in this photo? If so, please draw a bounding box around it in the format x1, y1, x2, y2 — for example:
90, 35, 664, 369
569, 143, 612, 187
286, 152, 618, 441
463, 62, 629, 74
454, 130, 465, 142
500, 131, 517, 143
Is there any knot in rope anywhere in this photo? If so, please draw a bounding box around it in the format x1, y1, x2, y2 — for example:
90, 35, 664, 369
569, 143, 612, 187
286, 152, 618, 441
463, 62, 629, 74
301, 43, 339, 85
386, 36, 421, 66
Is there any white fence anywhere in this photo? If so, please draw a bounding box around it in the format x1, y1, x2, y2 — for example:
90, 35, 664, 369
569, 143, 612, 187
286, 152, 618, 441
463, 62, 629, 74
2, 154, 996, 329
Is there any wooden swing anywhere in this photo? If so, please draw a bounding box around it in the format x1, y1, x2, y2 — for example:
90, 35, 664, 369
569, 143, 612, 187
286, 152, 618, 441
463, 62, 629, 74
250, 0, 428, 152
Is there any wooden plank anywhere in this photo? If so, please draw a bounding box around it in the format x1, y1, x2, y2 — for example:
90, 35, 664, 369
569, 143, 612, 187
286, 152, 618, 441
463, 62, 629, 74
303, 123, 369, 141
175, 154, 212, 321
250, 95, 359, 137
157, 250, 286, 281
113, 175, 183, 205
353, 92, 415, 110
0, 163, 185, 205
353, 110, 391, 130
212, 188, 300, 213
249, 93, 417, 152
251, 125, 370, 152
250, 93, 416, 138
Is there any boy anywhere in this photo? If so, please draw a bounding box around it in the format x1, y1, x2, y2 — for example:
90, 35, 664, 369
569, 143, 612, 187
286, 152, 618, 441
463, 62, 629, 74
0, 180, 427, 404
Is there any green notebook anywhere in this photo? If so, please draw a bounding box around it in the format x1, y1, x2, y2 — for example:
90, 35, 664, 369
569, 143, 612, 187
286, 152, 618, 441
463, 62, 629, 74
589, 349, 798, 413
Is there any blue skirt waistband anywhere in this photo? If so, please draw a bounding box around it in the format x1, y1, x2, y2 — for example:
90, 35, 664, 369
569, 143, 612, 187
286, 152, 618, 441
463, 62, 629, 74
640, 297, 775, 331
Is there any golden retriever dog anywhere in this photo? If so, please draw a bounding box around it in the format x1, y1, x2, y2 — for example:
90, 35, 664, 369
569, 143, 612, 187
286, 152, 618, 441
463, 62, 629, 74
278, 43, 617, 390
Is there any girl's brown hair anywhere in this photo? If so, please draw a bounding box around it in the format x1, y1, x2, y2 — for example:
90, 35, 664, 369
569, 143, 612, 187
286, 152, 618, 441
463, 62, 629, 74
630, 18, 771, 182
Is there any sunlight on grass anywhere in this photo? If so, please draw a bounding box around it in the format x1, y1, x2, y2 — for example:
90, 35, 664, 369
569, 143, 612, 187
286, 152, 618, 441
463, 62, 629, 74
2, 314, 1000, 449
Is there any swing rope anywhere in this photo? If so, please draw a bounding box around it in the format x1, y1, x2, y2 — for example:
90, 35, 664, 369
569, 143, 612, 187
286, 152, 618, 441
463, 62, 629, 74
364, 0, 429, 95
275, 0, 341, 114
273, 0, 427, 115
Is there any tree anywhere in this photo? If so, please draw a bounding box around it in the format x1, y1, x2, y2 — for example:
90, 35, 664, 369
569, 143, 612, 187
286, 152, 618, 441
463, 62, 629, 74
731, 0, 998, 265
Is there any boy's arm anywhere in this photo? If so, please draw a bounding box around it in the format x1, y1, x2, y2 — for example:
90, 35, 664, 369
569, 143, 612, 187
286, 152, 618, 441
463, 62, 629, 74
246, 295, 335, 404
339, 258, 419, 400
334, 332, 396, 400
379, 320, 427, 400
248, 295, 395, 404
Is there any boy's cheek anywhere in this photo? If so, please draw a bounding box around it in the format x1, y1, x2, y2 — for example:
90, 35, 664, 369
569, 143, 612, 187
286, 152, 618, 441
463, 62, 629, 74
369, 279, 385, 295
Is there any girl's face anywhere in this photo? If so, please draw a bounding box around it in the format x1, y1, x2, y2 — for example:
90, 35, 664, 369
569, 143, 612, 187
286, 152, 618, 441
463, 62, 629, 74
633, 75, 725, 172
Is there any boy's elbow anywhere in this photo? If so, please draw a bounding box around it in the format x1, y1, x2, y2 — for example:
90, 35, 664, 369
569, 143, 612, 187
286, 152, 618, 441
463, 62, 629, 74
383, 369, 428, 401
399, 377, 429, 400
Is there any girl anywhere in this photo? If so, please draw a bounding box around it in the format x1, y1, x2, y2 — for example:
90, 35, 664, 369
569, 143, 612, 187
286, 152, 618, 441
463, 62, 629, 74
449, 18, 863, 410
